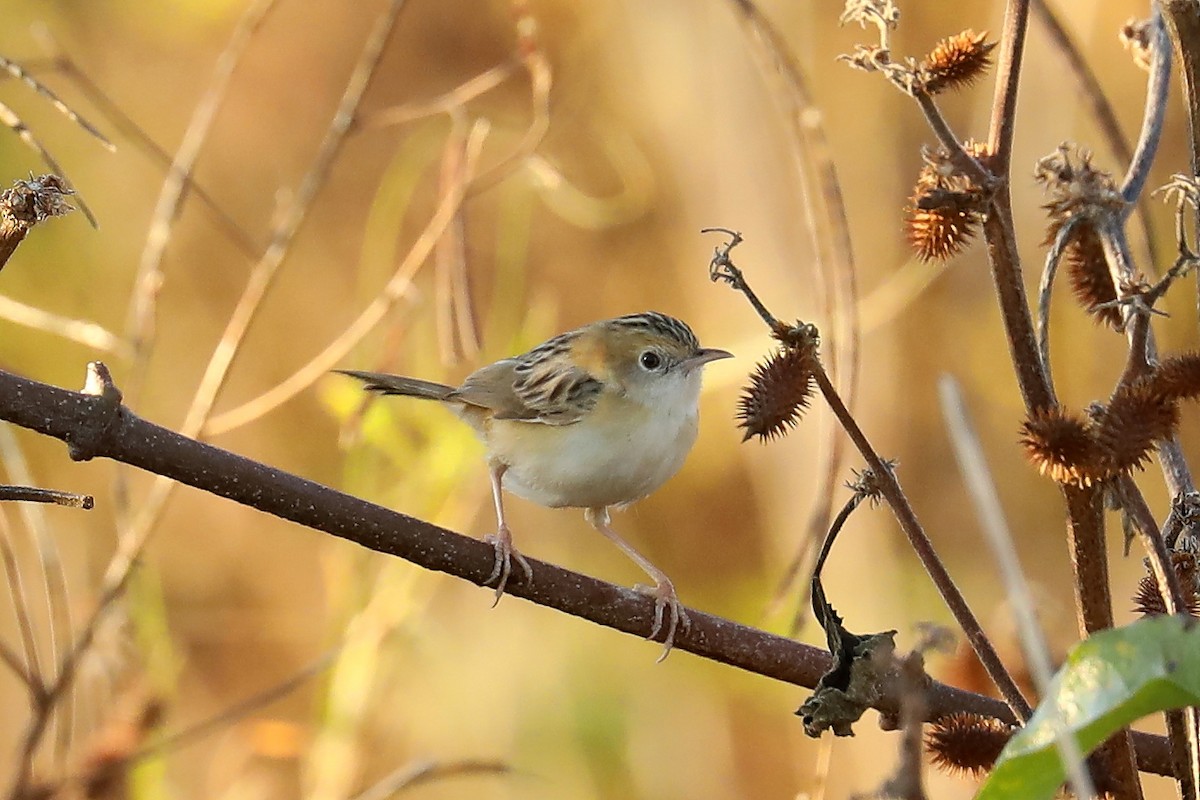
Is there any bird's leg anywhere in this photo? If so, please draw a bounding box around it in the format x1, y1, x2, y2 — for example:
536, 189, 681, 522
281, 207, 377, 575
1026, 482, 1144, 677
483, 463, 532, 605
585, 506, 690, 662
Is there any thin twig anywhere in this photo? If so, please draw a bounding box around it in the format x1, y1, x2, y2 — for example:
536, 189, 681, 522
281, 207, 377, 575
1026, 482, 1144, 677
0, 486, 93, 508
125, 0, 280, 375
0, 509, 43, 699
987, 0, 1032, 171
359, 62, 516, 130
0, 293, 129, 356
709, 231, 1033, 721
1121, 9, 1171, 211
1114, 474, 1199, 799
1035, 216, 1081, 400
29, 30, 259, 257
182, 0, 408, 439
725, 0, 862, 625
134, 650, 334, 763
0, 426, 79, 768
350, 759, 512, 800
202, 119, 489, 436
467, 4, 550, 195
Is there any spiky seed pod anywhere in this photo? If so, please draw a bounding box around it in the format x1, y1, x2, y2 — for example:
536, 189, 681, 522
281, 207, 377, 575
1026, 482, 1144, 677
1133, 552, 1200, 616
1150, 352, 1200, 401
926, 712, 1015, 777
920, 30, 997, 94
1020, 406, 1101, 486
906, 190, 982, 262
906, 142, 990, 262
737, 346, 816, 442
1036, 144, 1124, 222
1047, 219, 1121, 328
1094, 380, 1179, 476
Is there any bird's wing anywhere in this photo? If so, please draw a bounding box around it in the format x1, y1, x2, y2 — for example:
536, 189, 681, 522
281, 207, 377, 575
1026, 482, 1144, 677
453, 335, 602, 425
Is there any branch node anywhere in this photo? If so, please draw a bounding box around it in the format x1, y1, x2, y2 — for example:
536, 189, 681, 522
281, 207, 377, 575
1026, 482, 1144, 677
67, 361, 124, 462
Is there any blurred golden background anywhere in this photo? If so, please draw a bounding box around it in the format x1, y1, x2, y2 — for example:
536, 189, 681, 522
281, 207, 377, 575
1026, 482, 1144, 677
0, 1, 1194, 797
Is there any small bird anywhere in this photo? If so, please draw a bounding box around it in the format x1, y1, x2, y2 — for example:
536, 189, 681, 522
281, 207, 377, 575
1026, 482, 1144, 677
340, 311, 731, 659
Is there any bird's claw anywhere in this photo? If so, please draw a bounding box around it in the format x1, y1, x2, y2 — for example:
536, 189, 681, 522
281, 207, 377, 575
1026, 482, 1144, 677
483, 526, 532, 605
633, 579, 691, 662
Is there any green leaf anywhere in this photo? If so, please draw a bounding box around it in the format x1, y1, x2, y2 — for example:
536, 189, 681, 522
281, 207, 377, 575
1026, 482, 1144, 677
977, 615, 1200, 799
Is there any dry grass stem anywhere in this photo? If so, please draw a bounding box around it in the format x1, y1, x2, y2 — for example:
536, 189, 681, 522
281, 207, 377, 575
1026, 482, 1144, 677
939, 376, 1094, 796
202, 119, 489, 436
125, 0, 281, 374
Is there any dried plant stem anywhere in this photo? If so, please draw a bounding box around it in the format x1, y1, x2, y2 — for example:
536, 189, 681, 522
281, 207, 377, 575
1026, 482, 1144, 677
982, 202, 1055, 413
360, 62, 515, 130
988, 0, 1030, 170
181, 0, 407, 439
133, 650, 333, 763
0, 294, 128, 355
203, 120, 488, 436
126, 0, 280, 371
30, 42, 259, 258
0, 486, 92, 508
0, 510, 43, 694
809, 362, 1033, 722
0, 402, 81, 770
1120, 11, 1171, 210
351, 760, 512, 800
725, 0, 861, 618
1062, 485, 1144, 798
1162, 1, 1200, 178
1030, 0, 1156, 263
912, 90, 993, 187
940, 376, 1095, 798
468, 6, 550, 195
0, 637, 36, 691
1115, 475, 1199, 798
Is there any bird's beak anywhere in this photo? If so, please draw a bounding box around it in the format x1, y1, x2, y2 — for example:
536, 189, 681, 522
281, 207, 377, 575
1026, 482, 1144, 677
684, 348, 733, 371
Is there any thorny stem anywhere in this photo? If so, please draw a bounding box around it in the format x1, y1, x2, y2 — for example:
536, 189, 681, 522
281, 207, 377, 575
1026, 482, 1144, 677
808, 362, 1033, 722
976, 3, 1145, 785
707, 235, 1033, 722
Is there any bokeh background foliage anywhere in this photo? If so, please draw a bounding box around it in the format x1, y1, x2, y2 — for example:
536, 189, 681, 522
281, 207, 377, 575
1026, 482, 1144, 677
0, 1, 1193, 797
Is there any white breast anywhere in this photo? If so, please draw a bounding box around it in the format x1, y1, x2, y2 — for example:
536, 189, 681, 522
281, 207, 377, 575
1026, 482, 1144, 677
488, 371, 703, 510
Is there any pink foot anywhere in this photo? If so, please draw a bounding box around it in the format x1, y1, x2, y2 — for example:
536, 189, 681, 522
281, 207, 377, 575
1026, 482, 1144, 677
635, 578, 691, 662
483, 525, 532, 605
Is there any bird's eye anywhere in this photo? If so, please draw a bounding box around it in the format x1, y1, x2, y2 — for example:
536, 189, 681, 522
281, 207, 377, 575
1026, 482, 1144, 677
639, 350, 662, 371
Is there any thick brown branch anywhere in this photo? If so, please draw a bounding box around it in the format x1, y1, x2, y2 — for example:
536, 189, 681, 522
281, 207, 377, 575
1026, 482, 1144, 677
0, 364, 1180, 777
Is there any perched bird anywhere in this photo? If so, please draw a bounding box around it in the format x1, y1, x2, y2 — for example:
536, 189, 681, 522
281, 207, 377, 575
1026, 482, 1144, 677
339, 311, 731, 659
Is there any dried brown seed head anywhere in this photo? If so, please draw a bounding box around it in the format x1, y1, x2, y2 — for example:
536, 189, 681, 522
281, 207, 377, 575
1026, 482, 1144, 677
1151, 352, 1200, 401
1044, 219, 1121, 328
906, 142, 990, 262
1036, 144, 1124, 222
1095, 380, 1179, 476
1020, 406, 1102, 486
1133, 552, 1200, 616
737, 346, 816, 442
920, 30, 997, 94
926, 712, 1015, 777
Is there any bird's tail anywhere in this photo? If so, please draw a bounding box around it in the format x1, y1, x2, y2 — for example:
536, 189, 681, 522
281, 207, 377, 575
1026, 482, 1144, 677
336, 370, 455, 401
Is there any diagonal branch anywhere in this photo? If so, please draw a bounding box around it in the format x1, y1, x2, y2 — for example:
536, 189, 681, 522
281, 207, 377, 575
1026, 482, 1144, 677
0, 363, 1182, 777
